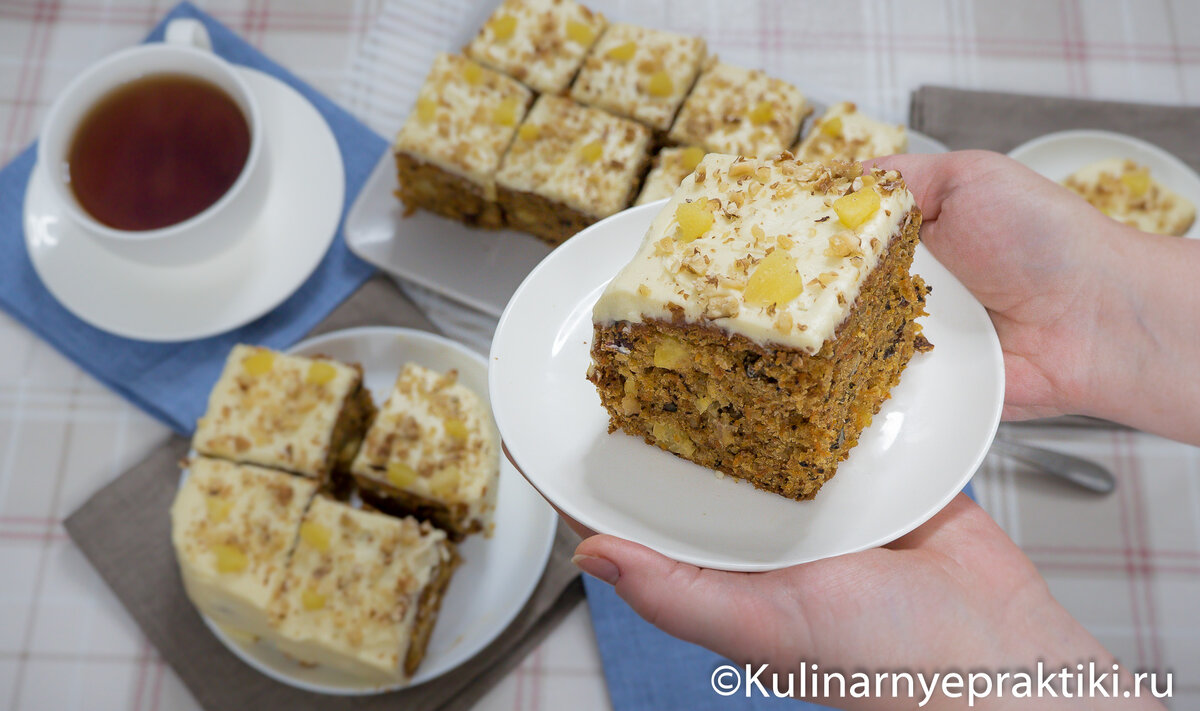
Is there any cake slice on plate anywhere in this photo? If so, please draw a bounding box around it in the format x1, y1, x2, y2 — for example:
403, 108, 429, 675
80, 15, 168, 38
793, 102, 907, 164
589, 154, 931, 500
1062, 158, 1196, 236
636, 146, 707, 206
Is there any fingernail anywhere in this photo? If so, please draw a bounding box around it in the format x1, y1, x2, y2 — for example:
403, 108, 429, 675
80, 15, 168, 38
571, 554, 620, 585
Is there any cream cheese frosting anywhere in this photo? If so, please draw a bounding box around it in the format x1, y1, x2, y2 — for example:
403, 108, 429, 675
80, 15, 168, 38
351, 363, 499, 533
569, 23, 706, 131
193, 345, 363, 479
793, 101, 907, 164
668, 59, 810, 156
394, 53, 532, 199
593, 154, 916, 353
497, 95, 651, 218
269, 497, 452, 683
465, 0, 606, 94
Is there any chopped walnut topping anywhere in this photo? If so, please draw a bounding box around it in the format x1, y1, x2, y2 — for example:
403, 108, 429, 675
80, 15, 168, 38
654, 237, 674, 255
817, 271, 838, 286
705, 295, 739, 319
729, 161, 755, 180
824, 231, 861, 258
777, 235, 795, 250
637, 284, 651, 297
774, 311, 793, 333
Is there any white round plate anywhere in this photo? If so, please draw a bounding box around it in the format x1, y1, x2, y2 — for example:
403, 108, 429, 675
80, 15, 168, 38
190, 327, 557, 694
24, 67, 345, 341
490, 203, 1003, 572
1008, 129, 1200, 239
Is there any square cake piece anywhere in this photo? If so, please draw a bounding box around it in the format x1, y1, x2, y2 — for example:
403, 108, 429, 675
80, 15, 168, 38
269, 497, 459, 683
465, 0, 606, 94
635, 146, 707, 206
667, 59, 811, 156
1062, 158, 1196, 236
394, 53, 533, 228
569, 23, 706, 133
496, 95, 652, 244
589, 155, 931, 500
351, 363, 500, 540
171, 457, 318, 639
193, 345, 376, 482
793, 101, 907, 164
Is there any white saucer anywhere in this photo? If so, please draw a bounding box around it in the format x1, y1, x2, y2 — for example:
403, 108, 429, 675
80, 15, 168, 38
344, 99, 947, 318
1008, 129, 1200, 240
490, 203, 1003, 572
187, 327, 558, 694
24, 67, 345, 341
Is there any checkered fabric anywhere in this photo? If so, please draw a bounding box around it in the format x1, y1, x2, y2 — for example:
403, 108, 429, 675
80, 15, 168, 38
1, 1, 1197, 709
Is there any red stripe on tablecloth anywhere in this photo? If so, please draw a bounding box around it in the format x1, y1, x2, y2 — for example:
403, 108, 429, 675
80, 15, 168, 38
0, 530, 68, 542
1123, 430, 1164, 672
148, 658, 165, 711
1026, 544, 1200, 560
1111, 433, 1146, 667
1161, 0, 1190, 100
2, 0, 50, 162
128, 637, 151, 711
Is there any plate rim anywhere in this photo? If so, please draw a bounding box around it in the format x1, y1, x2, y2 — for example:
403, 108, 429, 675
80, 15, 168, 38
22, 66, 344, 342
190, 325, 558, 695
489, 202, 1003, 572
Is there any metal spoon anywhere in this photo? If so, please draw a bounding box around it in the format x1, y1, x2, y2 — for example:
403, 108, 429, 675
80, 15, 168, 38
989, 438, 1117, 494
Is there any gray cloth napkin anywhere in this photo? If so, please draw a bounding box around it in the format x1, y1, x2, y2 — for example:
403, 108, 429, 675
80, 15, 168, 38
64, 274, 585, 711
910, 85, 1200, 172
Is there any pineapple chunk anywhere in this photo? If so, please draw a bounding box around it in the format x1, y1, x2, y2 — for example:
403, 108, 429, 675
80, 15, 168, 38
653, 337, 690, 370
1121, 167, 1151, 197
463, 61, 484, 86
744, 250, 803, 307
299, 521, 331, 552
490, 14, 517, 40
241, 350, 275, 376
566, 20, 596, 46
821, 115, 843, 138
444, 417, 469, 441
652, 421, 696, 457
675, 201, 713, 242
578, 140, 603, 163
205, 496, 233, 524
606, 41, 636, 61
680, 146, 706, 172
305, 361, 337, 386
213, 544, 248, 574
518, 122, 540, 142
429, 465, 460, 499
301, 588, 327, 611
833, 187, 881, 229
748, 101, 774, 125
386, 461, 418, 489
416, 97, 437, 124
647, 71, 673, 97
493, 96, 521, 126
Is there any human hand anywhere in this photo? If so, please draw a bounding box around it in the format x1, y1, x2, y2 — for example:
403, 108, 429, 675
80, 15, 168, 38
574, 493, 1161, 709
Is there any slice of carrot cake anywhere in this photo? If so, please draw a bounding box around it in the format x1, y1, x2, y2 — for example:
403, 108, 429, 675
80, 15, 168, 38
350, 363, 500, 540
793, 101, 907, 164
394, 53, 533, 228
635, 146, 707, 206
1062, 158, 1196, 236
465, 0, 606, 94
588, 154, 931, 500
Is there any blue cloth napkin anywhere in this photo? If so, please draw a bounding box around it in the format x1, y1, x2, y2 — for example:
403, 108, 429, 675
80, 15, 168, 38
586, 481, 977, 710
0, 1, 380, 435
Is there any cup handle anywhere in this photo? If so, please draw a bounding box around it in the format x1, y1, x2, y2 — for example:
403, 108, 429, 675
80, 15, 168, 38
164, 18, 212, 51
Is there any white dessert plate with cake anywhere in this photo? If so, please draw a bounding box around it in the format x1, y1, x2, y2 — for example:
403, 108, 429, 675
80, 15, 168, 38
25, 67, 344, 342
490, 199, 1003, 573
183, 327, 557, 694
1009, 129, 1200, 239
343, 105, 947, 319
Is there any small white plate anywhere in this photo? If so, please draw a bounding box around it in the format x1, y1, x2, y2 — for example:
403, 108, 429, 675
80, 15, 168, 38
489, 203, 1003, 572
24, 67, 345, 341
190, 327, 558, 694
1008, 129, 1200, 239
344, 108, 947, 318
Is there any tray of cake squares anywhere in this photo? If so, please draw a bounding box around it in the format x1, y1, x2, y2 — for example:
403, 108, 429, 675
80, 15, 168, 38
170, 327, 557, 693
343, 0, 947, 317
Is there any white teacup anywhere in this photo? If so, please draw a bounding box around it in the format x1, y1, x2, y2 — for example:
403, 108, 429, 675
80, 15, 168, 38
37, 19, 266, 267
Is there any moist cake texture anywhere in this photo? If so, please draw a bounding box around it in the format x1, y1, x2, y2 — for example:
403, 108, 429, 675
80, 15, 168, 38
351, 363, 500, 540
269, 497, 458, 683
636, 146, 707, 206
793, 102, 907, 164
569, 23, 706, 132
496, 95, 651, 244
668, 59, 810, 156
171, 457, 317, 640
193, 345, 375, 483
465, 0, 606, 94
589, 154, 930, 499
1062, 158, 1196, 236
394, 53, 533, 228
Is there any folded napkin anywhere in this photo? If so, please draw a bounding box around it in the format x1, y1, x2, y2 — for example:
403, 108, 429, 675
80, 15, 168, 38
0, 1, 379, 435
65, 274, 587, 711
910, 85, 1200, 171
